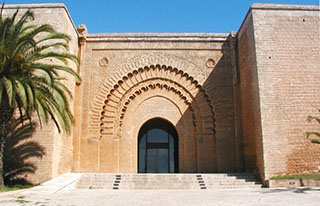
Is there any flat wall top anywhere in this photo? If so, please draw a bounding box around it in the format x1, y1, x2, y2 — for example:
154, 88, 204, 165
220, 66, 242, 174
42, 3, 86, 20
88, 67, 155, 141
4, 3, 318, 43
251, 3, 319, 11
4, 3, 65, 9
237, 3, 319, 39
85, 33, 230, 42
4, 3, 78, 37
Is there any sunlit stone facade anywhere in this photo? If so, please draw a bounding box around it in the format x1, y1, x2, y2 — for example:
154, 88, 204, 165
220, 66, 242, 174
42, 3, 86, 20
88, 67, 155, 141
3, 3, 320, 184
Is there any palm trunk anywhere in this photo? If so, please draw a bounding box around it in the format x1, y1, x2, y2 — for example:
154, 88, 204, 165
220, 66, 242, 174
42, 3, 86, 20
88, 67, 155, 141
0, 96, 14, 188
0, 138, 4, 187
0, 117, 9, 188
0, 119, 7, 188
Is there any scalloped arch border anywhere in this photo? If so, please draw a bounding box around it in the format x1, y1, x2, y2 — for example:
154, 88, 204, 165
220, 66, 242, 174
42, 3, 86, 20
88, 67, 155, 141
89, 54, 215, 139
102, 78, 202, 139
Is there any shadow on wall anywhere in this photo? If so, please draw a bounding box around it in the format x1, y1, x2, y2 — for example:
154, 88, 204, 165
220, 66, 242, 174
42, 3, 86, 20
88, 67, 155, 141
3, 117, 45, 186
198, 36, 240, 173
94, 38, 243, 173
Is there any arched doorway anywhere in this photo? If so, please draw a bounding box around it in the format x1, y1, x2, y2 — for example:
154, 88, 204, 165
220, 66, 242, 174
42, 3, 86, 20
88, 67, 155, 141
138, 118, 179, 173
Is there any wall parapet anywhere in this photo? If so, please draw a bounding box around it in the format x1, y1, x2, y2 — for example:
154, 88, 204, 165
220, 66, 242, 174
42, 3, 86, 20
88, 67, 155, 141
4, 3, 79, 38
86, 33, 229, 42
251, 3, 319, 11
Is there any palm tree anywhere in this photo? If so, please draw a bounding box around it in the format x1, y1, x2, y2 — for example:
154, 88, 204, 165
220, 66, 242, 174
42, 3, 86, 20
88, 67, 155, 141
0, 7, 81, 187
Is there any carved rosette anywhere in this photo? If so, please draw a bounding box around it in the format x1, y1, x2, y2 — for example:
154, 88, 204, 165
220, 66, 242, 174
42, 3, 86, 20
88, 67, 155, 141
206, 58, 216, 68
99, 57, 109, 68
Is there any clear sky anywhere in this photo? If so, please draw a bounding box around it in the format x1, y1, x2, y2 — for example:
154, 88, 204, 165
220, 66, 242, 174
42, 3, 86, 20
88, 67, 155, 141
5, 0, 320, 33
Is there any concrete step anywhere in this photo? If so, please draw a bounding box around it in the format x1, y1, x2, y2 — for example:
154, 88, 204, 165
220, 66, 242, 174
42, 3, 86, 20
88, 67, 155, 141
75, 173, 262, 190
206, 185, 262, 189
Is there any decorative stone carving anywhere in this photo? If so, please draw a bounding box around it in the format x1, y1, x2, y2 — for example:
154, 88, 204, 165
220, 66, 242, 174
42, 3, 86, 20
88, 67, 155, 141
115, 79, 196, 131
77, 24, 87, 36
77, 24, 87, 45
206, 58, 216, 68
89, 54, 217, 141
96, 65, 216, 142
99, 57, 109, 67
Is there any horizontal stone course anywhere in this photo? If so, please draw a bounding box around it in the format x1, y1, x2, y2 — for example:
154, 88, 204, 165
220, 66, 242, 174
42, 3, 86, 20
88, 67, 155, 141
76, 173, 262, 190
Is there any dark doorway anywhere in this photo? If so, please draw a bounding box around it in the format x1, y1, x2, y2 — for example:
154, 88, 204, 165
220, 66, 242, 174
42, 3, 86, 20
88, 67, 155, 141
138, 118, 178, 173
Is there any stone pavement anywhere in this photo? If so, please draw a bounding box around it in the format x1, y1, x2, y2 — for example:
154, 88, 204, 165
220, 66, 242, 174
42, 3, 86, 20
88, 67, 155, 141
0, 173, 319, 206
0, 187, 319, 206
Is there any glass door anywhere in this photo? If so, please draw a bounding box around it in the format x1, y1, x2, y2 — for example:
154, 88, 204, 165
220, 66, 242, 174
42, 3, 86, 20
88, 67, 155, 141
138, 118, 178, 173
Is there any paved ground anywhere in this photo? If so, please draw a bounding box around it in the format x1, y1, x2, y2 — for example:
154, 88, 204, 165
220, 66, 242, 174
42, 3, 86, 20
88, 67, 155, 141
0, 187, 319, 206
0, 173, 319, 206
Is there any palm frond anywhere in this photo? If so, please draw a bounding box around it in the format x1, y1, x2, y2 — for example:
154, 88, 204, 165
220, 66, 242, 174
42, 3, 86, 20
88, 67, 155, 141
0, 3, 5, 24
0, 8, 81, 135
55, 81, 73, 99
11, 38, 35, 60
28, 62, 59, 77
36, 32, 70, 45
14, 79, 27, 111
35, 98, 48, 125
21, 24, 54, 39
306, 110, 320, 144
305, 131, 320, 138
13, 10, 34, 36
34, 41, 69, 52
30, 51, 78, 65
24, 83, 34, 115
45, 64, 80, 83
20, 24, 37, 34
307, 115, 320, 124
2, 77, 13, 106
311, 139, 320, 144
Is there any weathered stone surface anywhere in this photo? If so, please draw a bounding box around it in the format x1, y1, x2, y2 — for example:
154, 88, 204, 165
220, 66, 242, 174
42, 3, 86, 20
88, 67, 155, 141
268, 179, 301, 188
237, 3, 320, 181
3, 3, 319, 185
3, 4, 78, 184
268, 178, 320, 188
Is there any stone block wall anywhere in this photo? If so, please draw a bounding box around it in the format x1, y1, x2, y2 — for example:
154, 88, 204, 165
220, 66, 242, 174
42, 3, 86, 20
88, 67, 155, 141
237, 4, 320, 181
3, 2, 319, 184
237, 11, 265, 179
2, 4, 79, 184
72, 33, 239, 173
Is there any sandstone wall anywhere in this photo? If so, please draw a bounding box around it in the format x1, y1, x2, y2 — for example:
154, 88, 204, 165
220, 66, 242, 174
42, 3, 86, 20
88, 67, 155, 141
3, 4, 79, 184
237, 11, 265, 179
238, 4, 320, 181
4, 2, 319, 184
73, 33, 239, 173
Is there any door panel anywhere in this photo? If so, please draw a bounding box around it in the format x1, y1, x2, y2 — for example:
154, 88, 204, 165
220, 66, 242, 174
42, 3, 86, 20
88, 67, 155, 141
138, 118, 178, 173
146, 148, 169, 173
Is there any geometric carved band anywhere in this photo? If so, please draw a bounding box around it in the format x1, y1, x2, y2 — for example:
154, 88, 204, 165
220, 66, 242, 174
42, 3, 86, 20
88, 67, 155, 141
97, 65, 215, 140
89, 59, 215, 140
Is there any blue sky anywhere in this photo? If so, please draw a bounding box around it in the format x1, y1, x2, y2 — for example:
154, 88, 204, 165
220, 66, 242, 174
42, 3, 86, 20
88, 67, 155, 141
5, 0, 320, 33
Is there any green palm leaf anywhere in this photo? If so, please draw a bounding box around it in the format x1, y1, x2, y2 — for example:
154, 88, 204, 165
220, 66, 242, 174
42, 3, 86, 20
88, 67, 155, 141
2, 77, 13, 106
14, 79, 27, 111
306, 111, 320, 144
0, 8, 81, 137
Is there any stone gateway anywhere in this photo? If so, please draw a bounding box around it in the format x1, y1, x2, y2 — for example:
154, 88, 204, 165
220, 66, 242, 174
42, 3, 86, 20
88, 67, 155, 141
3, 3, 320, 185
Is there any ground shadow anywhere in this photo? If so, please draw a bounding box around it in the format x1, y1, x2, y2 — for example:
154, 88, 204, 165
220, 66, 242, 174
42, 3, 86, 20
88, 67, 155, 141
259, 187, 320, 194
3, 117, 45, 186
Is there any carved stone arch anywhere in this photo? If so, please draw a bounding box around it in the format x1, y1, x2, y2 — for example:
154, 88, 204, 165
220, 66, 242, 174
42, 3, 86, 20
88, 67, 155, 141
89, 54, 216, 138
96, 65, 215, 142
111, 79, 199, 139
